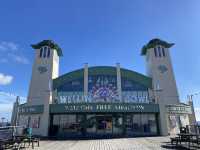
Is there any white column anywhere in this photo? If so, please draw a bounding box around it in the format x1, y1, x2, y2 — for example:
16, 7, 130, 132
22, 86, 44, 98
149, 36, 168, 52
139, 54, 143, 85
84, 63, 88, 102
116, 63, 122, 102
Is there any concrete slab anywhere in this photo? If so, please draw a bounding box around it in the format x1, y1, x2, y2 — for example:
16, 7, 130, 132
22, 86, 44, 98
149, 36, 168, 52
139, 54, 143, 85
26, 136, 176, 150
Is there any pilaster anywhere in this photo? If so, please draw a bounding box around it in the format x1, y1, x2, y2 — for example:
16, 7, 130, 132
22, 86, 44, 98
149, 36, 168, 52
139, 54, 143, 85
116, 63, 122, 102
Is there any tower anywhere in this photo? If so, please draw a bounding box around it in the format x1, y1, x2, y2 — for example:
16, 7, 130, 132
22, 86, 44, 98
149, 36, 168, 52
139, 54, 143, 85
28, 40, 62, 105
141, 38, 180, 135
27, 40, 62, 136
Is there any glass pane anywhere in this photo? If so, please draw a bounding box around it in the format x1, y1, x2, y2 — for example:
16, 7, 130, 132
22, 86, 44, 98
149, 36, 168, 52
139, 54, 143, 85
162, 47, 165, 57
141, 114, 149, 134
113, 114, 123, 135
86, 114, 96, 135
154, 48, 157, 57
125, 114, 134, 135
43, 47, 47, 58
132, 114, 141, 135
96, 115, 112, 134
158, 47, 162, 57
53, 115, 60, 125
148, 114, 157, 134
47, 48, 50, 57
39, 48, 43, 58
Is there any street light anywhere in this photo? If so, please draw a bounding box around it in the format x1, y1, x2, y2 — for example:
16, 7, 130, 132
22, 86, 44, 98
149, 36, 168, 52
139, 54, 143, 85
187, 92, 200, 101
1, 117, 5, 126
187, 92, 200, 125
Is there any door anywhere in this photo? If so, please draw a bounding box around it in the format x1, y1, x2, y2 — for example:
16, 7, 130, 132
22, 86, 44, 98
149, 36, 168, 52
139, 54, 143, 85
96, 115, 112, 135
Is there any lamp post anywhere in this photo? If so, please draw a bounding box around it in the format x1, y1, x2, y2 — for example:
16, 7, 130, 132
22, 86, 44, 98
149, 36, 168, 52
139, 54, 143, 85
1, 117, 5, 127
187, 92, 200, 125
187, 92, 200, 101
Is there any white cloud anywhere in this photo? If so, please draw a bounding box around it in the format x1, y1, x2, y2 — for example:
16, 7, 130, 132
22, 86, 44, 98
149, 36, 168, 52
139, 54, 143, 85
0, 104, 13, 121
0, 41, 18, 52
0, 73, 13, 85
195, 107, 200, 121
0, 91, 26, 121
0, 91, 26, 103
9, 54, 29, 64
0, 104, 13, 113
0, 58, 8, 63
0, 41, 29, 65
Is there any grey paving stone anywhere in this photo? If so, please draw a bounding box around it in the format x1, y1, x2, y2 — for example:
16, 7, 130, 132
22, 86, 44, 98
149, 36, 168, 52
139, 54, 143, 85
27, 136, 173, 150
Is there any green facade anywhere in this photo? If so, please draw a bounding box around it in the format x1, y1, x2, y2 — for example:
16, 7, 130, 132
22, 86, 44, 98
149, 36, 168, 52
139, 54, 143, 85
50, 103, 159, 113
53, 66, 152, 89
19, 105, 44, 114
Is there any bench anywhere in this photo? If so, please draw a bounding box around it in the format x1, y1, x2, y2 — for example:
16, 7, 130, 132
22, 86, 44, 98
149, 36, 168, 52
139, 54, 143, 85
0, 139, 23, 150
29, 137, 40, 149
170, 137, 180, 145
190, 137, 200, 146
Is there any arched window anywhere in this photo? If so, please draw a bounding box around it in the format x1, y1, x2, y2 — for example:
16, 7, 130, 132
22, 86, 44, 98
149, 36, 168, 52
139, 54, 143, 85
39, 47, 43, 58
47, 47, 51, 58
162, 47, 165, 57
158, 46, 162, 57
154, 48, 157, 57
43, 47, 47, 58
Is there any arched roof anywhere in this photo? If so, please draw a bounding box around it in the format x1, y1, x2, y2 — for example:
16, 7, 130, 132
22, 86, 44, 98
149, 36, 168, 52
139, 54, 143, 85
53, 66, 152, 89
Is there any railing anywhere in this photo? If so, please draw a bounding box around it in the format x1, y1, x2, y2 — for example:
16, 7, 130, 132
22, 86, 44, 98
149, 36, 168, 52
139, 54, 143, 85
186, 125, 200, 134
0, 126, 25, 139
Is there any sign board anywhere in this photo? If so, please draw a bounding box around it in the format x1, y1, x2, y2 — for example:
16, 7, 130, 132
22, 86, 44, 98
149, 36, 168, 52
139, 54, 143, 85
166, 105, 192, 114
50, 103, 159, 113
19, 105, 44, 114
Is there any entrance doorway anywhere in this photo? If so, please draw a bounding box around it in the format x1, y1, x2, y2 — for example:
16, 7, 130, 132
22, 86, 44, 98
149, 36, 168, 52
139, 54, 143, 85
49, 113, 158, 138
96, 115, 112, 135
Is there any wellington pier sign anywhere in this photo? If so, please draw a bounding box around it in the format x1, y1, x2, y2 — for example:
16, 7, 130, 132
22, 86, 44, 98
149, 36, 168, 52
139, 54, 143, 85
50, 103, 159, 113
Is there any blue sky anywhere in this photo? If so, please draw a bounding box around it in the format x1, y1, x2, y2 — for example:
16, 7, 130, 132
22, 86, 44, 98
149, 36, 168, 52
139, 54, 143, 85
0, 0, 200, 121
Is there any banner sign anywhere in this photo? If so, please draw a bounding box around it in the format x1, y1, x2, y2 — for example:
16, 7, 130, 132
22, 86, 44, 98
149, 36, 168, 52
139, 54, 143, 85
19, 105, 44, 114
166, 105, 192, 114
50, 103, 159, 113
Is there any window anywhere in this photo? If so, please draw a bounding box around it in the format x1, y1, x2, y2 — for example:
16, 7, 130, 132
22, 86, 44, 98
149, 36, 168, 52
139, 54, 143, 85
86, 114, 96, 134
28, 116, 31, 127
47, 47, 50, 58
132, 114, 142, 135
162, 47, 165, 57
154, 48, 157, 57
43, 47, 47, 58
113, 114, 123, 135
31, 116, 40, 128
148, 114, 157, 134
141, 114, 149, 133
156, 81, 160, 90
158, 47, 162, 57
39, 48, 43, 58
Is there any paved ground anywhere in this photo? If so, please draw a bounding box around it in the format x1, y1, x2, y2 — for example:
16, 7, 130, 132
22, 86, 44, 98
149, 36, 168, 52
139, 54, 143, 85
26, 136, 181, 150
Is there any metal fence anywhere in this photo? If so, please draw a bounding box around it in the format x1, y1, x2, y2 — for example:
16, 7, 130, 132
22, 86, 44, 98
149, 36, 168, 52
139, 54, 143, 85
186, 125, 200, 134
0, 126, 24, 140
